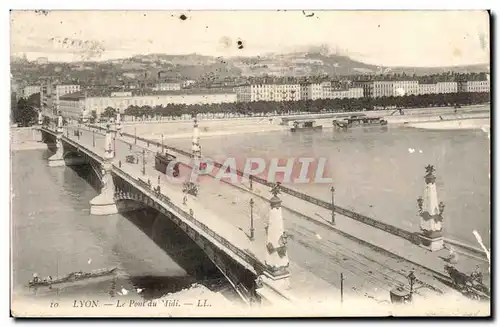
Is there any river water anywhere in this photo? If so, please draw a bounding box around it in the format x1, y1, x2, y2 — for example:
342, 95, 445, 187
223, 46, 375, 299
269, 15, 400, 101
11, 122, 490, 306
166, 124, 491, 249
11, 149, 228, 302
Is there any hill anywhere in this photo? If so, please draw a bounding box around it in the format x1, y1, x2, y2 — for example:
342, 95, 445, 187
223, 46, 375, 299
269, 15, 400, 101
10, 49, 489, 86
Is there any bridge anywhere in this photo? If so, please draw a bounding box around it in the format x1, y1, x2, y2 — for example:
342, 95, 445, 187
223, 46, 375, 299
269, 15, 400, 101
38, 119, 302, 305
35, 115, 490, 308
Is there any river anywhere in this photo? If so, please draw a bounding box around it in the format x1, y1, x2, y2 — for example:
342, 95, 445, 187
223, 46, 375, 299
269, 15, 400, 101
165, 124, 491, 248
11, 149, 231, 303
10, 122, 490, 308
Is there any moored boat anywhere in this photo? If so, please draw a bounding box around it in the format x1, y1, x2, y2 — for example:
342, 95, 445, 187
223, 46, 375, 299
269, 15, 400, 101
28, 267, 118, 288
290, 120, 323, 132
333, 114, 388, 129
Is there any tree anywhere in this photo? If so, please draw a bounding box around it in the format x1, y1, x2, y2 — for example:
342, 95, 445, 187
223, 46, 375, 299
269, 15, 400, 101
26, 92, 41, 109
12, 97, 38, 127
43, 116, 51, 126
101, 107, 116, 118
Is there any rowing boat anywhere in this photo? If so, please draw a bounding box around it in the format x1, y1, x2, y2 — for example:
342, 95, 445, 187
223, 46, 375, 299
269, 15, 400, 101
28, 267, 118, 287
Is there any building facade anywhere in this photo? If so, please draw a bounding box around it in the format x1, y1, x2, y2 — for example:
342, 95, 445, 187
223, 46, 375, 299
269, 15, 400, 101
59, 90, 237, 118
392, 80, 419, 96
235, 84, 301, 102
435, 82, 458, 94
41, 83, 81, 115
357, 80, 423, 97
458, 80, 490, 93
373, 81, 396, 98
154, 82, 182, 91
324, 87, 364, 99
237, 82, 363, 102
300, 82, 330, 100
418, 84, 437, 95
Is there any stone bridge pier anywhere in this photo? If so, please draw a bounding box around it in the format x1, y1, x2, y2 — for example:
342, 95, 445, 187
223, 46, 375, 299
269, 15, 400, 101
90, 161, 119, 215
90, 124, 118, 216
48, 115, 65, 167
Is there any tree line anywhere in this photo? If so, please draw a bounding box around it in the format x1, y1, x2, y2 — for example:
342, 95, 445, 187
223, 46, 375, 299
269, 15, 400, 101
10, 93, 40, 127
111, 92, 490, 118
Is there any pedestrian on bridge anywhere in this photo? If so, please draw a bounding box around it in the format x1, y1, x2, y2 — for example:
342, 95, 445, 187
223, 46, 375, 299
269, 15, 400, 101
444, 245, 459, 264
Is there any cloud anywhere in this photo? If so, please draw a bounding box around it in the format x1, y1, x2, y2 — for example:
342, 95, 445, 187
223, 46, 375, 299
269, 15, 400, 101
10, 10, 490, 66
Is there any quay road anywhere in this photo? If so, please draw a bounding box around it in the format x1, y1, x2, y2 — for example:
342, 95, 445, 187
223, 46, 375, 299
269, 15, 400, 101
63, 125, 460, 304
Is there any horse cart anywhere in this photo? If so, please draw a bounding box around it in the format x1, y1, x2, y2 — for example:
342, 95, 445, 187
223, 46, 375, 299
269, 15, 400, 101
444, 265, 490, 301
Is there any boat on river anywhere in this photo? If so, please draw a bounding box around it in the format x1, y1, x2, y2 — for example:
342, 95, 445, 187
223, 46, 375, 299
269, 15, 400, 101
290, 120, 323, 132
333, 114, 388, 129
28, 267, 118, 288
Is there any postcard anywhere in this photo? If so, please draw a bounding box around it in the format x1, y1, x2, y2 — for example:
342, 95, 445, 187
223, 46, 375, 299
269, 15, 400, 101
10, 10, 491, 317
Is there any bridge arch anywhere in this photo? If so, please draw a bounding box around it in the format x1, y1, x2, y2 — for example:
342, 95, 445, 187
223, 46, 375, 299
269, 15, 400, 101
61, 149, 104, 188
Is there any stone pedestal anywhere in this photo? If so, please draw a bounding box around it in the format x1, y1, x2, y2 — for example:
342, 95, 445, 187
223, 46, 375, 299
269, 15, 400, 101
90, 163, 117, 215
255, 271, 292, 306
265, 194, 289, 273
417, 165, 445, 252
32, 128, 43, 142
48, 135, 65, 167
104, 124, 114, 160
115, 113, 122, 136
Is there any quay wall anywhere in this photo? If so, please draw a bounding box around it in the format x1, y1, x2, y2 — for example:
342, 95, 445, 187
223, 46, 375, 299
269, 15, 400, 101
107, 105, 489, 138
10, 127, 46, 151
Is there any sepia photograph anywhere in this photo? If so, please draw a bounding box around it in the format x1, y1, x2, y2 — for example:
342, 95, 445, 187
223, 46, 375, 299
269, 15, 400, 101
8, 10, 491, 318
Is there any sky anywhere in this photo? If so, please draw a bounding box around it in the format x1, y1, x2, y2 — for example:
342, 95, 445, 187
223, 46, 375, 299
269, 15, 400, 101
10, 10, 490, 67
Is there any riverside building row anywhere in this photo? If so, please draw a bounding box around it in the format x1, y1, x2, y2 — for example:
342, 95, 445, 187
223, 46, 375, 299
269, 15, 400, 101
353, 80, 489, 98
235, 79, 490, 102
34, 78, 491, 119
58, 89, 237, 120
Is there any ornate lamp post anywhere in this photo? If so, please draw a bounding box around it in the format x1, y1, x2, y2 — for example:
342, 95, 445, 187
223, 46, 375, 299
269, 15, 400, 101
134, 127, 137, 145
92, 130, 95, 147
438, 201, 445, 216
249, 198, 255, 240
330, 186, 336, 225
417, 165, 445, 252
407, 271, 416, 302
417, 196, 423, 213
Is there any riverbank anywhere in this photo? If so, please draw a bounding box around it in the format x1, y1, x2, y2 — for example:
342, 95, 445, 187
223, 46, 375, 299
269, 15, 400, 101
405, 117, 490, 130
10, 127, 46, 151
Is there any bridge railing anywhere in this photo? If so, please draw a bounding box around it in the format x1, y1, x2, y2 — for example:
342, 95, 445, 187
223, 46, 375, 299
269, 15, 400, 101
62, 134, 105, 162
90, 124, 419, 243
112, 165, 265, 274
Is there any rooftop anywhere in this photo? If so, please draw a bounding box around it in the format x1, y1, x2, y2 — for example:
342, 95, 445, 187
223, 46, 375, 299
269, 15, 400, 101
59, 88, 236, 100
